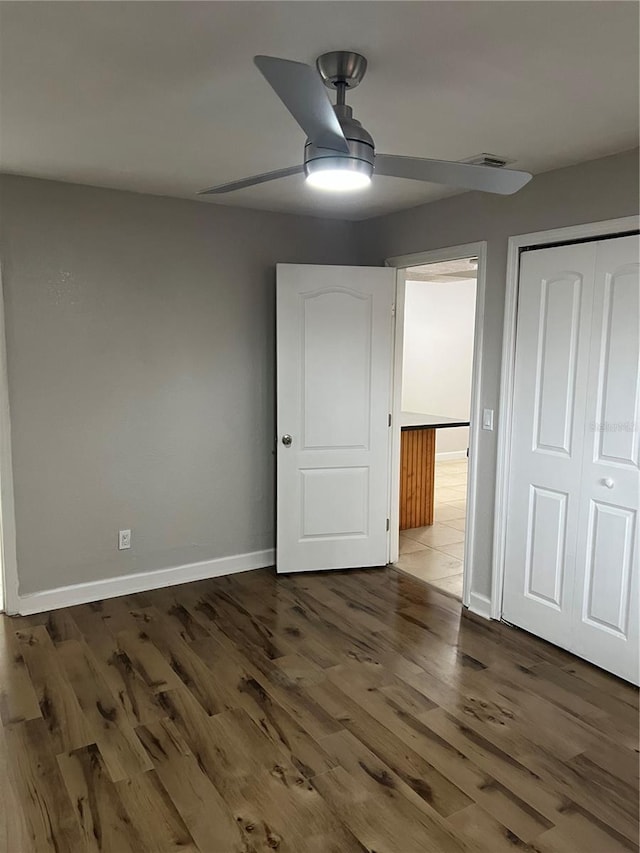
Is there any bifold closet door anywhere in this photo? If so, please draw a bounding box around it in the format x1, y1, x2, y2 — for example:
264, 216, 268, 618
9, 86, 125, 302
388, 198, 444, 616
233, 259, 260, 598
571, 235, 639, 683
502, 242, 596, 652
503, 234, 639, 684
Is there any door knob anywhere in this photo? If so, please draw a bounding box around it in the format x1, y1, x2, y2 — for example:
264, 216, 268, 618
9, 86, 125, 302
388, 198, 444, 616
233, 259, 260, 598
282, 434, 293, 447
602, 477, 614, 489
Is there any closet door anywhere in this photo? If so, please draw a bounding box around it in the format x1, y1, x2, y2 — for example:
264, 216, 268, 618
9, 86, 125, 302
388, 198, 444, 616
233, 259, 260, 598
572, 235, 639, 684
502, 243, 596, 649
504, 235, 639, 684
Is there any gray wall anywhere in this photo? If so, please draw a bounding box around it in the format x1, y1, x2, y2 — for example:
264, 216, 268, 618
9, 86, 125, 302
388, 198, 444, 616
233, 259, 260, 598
2, 149, 638, 601
356, 148, 640, 599
0, 175, 357, 594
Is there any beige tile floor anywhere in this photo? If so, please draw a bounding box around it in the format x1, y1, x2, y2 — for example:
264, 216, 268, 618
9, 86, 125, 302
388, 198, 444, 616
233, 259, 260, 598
393, 457, 467, 599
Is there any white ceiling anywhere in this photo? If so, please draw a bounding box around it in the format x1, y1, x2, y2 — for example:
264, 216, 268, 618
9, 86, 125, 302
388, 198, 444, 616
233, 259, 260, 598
407, 259, 478, 282
1, 2, 638, 221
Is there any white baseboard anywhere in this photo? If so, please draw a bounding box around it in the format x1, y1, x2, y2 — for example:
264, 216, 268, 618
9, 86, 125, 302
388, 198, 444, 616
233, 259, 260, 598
468, 591, 492, 620
436, 450, 468, 461
14, 548, 275, 616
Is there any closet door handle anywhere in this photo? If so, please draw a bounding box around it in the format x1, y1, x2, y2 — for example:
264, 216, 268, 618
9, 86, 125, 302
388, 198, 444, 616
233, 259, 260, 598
602, 477, 614, 489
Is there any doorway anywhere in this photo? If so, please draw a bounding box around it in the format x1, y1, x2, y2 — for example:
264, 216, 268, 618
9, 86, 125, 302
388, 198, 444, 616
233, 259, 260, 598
386, 243, 486, 607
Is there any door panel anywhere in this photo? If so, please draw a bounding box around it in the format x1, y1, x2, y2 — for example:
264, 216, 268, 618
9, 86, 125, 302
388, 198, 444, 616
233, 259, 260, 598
582, 501, 635, 637
533, 272, 583, 455
524, 485, 568, 609
503, 243, 596, 648
276, 264, 395, 574
593, 259, 640, 467
572, 235, 639, 683
302, 289, 372, 449
300, 466, 369, 537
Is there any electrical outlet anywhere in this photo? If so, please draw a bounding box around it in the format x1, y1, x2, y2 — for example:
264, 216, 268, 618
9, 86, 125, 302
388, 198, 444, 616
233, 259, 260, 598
118, 529, 131, 550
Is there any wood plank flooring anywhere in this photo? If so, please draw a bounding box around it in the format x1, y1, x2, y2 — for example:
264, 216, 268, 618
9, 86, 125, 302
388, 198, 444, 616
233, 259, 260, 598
1, 566, 638, 852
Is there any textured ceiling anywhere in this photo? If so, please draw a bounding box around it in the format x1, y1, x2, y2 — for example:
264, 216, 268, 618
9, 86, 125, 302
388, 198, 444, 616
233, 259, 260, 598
0, 1, 638, 220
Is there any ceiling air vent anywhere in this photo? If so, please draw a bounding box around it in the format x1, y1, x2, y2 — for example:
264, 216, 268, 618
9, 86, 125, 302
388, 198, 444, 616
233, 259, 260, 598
461, 153, 515, 168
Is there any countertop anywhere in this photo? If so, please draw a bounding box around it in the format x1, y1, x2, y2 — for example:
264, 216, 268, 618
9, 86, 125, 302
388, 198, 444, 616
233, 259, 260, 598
400, 412, 471, 430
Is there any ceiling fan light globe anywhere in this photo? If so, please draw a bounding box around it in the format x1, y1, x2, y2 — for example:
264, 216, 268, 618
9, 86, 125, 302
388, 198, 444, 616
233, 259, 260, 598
306, 169, 371, 191
304, 157, 372, 192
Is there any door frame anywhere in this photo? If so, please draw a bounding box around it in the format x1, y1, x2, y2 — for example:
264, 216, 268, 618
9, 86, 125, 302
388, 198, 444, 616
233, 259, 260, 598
0, 262, 18, 614
385, 241, 487, 611
492, 215, 640, 620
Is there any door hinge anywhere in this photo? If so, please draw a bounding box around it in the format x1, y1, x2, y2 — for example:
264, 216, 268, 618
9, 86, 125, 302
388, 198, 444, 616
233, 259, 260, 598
386, 518, 390, 531
388, 413, 392, 427
391, 303, 396, 317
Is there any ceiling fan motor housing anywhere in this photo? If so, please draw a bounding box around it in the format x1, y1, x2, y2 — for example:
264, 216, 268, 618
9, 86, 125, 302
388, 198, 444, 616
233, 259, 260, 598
304, 104, 375, 181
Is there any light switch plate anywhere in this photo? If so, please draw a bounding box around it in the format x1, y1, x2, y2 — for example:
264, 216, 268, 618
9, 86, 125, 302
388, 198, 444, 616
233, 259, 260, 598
482, 408, 494, 431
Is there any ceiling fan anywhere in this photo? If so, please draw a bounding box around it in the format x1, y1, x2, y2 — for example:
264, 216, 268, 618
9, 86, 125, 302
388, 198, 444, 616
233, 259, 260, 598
198, 51, 533, 196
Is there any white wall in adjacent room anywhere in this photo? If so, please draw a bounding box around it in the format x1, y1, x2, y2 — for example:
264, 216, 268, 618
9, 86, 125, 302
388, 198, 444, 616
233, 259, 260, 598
402, 278, 476, 455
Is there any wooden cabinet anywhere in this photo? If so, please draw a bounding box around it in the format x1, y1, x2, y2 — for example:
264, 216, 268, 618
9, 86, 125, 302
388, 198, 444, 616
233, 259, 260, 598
398, 413, 469, 531
400, 427, 436, 529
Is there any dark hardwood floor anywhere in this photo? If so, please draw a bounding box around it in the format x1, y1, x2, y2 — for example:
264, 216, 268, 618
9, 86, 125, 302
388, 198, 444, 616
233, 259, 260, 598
1, 566, 638, 852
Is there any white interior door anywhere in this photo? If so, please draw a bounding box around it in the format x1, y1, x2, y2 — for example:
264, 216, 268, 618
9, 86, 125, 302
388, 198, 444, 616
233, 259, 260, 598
276, 263, 395, 574
503, 235, 639, 684
572, 235, 639, 683
503, 243, 597, 649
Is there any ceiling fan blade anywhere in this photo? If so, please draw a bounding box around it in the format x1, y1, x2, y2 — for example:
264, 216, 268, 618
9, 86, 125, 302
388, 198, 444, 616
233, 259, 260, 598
375, 154, 532, 195
254, 55, 349, 154
198, 164, 303, 195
